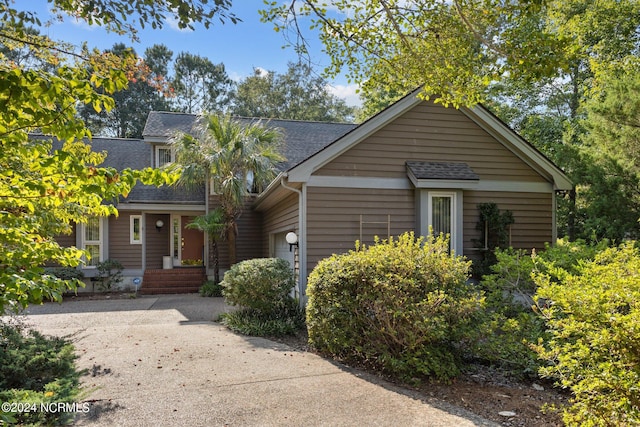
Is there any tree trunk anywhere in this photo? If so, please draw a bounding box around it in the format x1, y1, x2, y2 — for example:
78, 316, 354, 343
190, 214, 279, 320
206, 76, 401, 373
228, 221, 237, 266
212, 239, 220, 284
568, 188, 576, 241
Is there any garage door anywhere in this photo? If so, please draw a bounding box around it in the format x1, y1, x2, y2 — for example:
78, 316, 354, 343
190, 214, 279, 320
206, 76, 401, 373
274, 232, 295, 268
273, 232, 296, 297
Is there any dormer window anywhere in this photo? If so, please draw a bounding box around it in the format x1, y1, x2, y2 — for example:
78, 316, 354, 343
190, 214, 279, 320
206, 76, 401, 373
156, 146, 174, 167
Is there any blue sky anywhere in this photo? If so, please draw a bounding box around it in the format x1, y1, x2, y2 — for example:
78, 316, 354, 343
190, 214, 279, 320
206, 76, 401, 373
26, 1, 361, 106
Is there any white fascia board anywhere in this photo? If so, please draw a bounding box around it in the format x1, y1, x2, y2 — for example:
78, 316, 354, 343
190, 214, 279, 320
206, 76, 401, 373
253, 172, 286, 210
476, 180, 553, 193
462, 105, 573, 191
307, 175, 553, 193
413, 179, 480, 190
286, 90, 424, 183
307, 175, 412, 190
143, 136, 169, 144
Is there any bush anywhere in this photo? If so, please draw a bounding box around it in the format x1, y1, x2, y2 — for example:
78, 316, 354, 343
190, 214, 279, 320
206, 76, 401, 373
219, 258, 302, 337
533, 242, 640, 426
471, 309, 547, 379
306, 232, 482, 382
480, 239, 607, 309
473, 239, 609, 379
0, 323, 82, 425
199, 280, 223, 297
221, 258, 295, 314
95, 259, 123, 292
220, 301, 305, 337
44, 267, 85, 282
472, 202, 514, 278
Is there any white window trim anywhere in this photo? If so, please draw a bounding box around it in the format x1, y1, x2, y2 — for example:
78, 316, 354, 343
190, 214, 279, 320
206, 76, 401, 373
78, 217, 107, 268
130, 215, 142, 245
417, 190, 463, 255
155, 145, 175, 167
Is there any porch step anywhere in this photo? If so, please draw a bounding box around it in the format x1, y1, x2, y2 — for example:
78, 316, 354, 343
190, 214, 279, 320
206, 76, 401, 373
141, 268, 206, 295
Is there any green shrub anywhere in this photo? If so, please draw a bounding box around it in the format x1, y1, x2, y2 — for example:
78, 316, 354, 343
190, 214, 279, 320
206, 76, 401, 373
472, 202, 515, 278
473, 239, 609, 378
44, 267, 85, 282
95, 259, 123, 292
220, 301, 305, 337
533, 242, 640, 426
221, 258, 295, 314
472, 309, 547, 378
0, 323, 82, 425
199, 280, 223, 297
480, 239, 606, 309
306, 232, 482, 382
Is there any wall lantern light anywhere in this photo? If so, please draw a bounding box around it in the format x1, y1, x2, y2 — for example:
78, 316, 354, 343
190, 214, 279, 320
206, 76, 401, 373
155, 219, 164, 232
285, 231, 298, 252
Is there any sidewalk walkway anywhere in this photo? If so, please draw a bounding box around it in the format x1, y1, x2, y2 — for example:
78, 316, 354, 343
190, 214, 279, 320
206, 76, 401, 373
19, 295, 497, 426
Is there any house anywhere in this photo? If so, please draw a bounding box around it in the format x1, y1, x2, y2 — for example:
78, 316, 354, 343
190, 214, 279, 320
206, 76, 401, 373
60, 89, 572, 296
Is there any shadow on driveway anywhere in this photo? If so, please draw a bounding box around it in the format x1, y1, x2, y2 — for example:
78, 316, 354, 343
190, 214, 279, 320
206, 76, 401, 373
22, 294, 234, 323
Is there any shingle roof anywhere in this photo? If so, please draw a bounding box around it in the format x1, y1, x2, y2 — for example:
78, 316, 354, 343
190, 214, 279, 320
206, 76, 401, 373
239, 118, 356, 171
32, 112, 356, 205
143, 112, 356, 171
125, 183, 205, 204
33, 134, 204, 204
142, 111, 199, 138
406, 161, 480, 181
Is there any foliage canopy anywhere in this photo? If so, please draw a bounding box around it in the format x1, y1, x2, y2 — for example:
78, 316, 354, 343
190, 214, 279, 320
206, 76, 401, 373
534, 243, 640, 425
0, 0, 233, 312
171, 113, 284, 264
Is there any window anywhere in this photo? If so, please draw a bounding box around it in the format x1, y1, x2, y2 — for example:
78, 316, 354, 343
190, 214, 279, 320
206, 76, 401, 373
417, 190, 462, 254
156, 146, 174, 167
130, 215, 142, 244
82, 217, 103, 267
430, 194, 453, 237
429, 193, 455, 251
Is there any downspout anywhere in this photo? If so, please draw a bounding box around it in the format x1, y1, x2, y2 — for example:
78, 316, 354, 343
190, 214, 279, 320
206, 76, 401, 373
552, 186, 558, 244
280, 174, 307, 306
205, 178, 210, 276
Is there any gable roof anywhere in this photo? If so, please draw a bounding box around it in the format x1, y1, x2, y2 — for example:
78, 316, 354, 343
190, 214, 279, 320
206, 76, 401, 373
143, 111, 356, 172
285, 89, 572, 191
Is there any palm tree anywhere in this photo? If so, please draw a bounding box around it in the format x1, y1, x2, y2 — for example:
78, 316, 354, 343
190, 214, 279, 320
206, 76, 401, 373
171, 113, 284, 265
186, 208, 225, 283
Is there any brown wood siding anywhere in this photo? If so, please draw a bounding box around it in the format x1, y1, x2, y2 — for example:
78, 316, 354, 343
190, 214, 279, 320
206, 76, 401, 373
305, 187, 552, 270
108, 212, 142, 269
306, 187, 415, 272
317, 102, 546, 182
463, 191, 553, 261
145, 213, 170, 269
261, 192, 299, 256
55, 225, 76, 248
209, 195, 263, 269
47, 225, 77, 267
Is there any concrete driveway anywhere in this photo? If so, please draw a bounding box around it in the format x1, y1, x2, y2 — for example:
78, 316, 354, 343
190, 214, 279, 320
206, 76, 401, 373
17, 294, 497, 426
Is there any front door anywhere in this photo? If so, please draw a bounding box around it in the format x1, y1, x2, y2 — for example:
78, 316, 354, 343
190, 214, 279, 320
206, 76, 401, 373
172, 215, 204, 267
